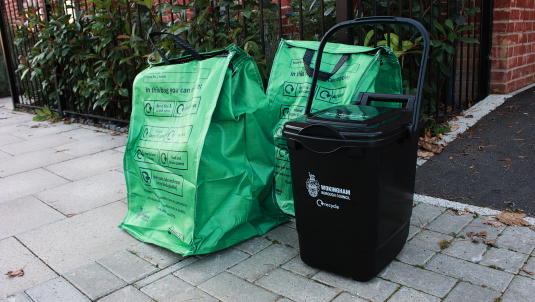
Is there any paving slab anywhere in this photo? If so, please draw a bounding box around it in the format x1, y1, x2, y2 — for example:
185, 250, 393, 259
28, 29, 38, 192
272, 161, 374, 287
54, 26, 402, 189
44, 150, 124, 181
0, 168, 70, 204
387, 286, 441, 302
0, 292, 32, 302
282, 256, 320, 278
0, 150, 13, 161
425, 254, 514, 292
331, 293, 368, 302
313, 271, 398, 302
16, 201, 138, 275
58, 128, 109, 140
0, 133, 24, 146
98, 286, 153, 302
284, 219, 296, 229
520, 256, 535, 279
409, 230, 454, 252
460, 217, 506, 240
379, 261, 457, 298
63, 262, 126, 300
7, 122, 78, 139
396, 242, 436, 266
479, 247, 529, 274
25, 277, 90, 302
263, 225, 300, 249
113, 145, 126, 153
0, 195, 65, 240
408, 225, 422, 240
443, 282, 501, 302
0, 112, 33, 127
228, 243, 298, 282
97, 250, 158, 284
198, 272, 278, 302
0, 147, 75, 178
33, 171, 126, 215
424, 210, 474, 235
441, 239, 487, 263
410, 203, 446, 228
0, 121, 36, 135
140, 275, 217, 302
495, 226, 535, 254
233, 236, 272, 255
501, 275, 535, 302
256, 268, 338, 302
173, 248, 249, 285
0, 97, 14, 110
0, 237, 58, 300
53, 134, 127, 157
128, 242, 184, 269
0, 134, 74, 156
133, 257, 198, 289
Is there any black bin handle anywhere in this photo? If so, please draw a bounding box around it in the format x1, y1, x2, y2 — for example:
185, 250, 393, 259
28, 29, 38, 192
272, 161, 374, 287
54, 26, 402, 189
304, 16, 430, 139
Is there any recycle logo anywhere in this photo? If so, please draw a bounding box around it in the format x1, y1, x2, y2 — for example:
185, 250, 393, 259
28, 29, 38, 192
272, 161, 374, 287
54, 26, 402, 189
142, 127, 149, 139
135, 149, 144, 160
142, 171, 151, 184
176, 104, 185, 115
278, 146, 288, 158
145, 103, 153, 114
284, 84, 295, 94
166, 130, 176, 142
306, 172, 320, 197
160, 152, 168, 165
281, 107, 289, 118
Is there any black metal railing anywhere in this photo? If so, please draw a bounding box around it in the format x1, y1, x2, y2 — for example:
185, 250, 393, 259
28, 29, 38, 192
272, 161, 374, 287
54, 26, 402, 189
1, 0, 493, 123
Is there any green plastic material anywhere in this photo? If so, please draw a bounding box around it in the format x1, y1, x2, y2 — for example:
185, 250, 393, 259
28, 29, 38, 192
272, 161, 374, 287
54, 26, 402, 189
120, 44, 287, 256
267, 39, 403, 216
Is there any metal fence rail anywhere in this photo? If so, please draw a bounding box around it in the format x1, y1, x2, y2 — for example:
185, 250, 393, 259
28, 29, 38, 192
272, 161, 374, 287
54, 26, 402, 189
1, 0, 493, 123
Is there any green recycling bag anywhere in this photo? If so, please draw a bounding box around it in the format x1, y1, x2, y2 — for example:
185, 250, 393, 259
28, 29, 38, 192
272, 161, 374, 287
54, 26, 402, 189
120, 33, 287, 256
266, 39, 403, 216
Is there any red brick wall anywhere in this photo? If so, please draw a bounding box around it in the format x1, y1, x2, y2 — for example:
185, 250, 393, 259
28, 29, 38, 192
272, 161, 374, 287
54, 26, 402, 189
491, 0, 535, 94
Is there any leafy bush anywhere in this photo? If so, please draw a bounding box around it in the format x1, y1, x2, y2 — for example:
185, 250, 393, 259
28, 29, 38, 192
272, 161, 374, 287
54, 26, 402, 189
12, 0, 480, 120
14, 0, 275, 118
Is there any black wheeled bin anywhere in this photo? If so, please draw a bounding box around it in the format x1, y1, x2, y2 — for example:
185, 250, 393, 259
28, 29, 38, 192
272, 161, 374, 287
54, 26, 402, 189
282, 17, 430, 281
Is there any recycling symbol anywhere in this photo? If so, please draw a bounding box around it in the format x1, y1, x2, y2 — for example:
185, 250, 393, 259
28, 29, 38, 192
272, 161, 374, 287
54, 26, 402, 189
135, 149, 144, 160
284, 84, 295, 94
176, 104, 185, 116
145, 103, 153, 114
161, 152, 168, 165
278, 146, 288, 158
142, 171, 151, 184
320, 90, 331, 99
166, 130, 176, 142
275, 127, 283, 137
281, 107, 289, 118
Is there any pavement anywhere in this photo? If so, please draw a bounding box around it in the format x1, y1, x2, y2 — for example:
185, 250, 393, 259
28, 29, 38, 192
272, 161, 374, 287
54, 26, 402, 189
1, 92, 535, 302
416, 87, 535, 215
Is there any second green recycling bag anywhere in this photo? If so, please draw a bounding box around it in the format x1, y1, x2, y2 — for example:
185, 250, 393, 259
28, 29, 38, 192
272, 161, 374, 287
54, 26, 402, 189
267, 39, 403, 216
120, 33, 287, 256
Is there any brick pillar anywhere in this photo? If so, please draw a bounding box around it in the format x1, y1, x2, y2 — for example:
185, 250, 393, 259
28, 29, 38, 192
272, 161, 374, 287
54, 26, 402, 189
491, 0, 535, 94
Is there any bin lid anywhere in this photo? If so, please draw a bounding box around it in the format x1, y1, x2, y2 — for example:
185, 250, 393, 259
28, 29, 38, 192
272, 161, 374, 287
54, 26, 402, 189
306, 105, 403, 127
283, 104, 413, 147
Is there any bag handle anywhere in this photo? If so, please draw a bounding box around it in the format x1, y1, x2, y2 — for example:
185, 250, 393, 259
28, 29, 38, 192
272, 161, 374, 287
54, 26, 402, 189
302, 49, 350, 81
304, 16, 430, 140
148, 32, 203, 64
